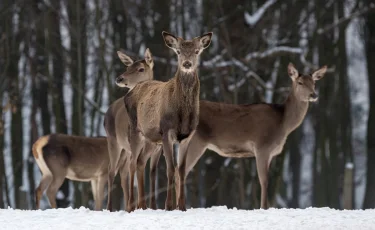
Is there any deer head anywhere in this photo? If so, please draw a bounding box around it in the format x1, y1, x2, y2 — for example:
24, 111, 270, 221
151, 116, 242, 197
288, 63, 327, 102
115, 48, 154, 89
162, 31, 213, 73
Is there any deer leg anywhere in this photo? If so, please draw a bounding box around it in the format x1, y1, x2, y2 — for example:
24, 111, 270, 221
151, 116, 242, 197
95, 175, 106, 211
162, 133, 175, 211
106, 139, 121, 212
127, 155, 137, 212
175, 137, 207, 208
149, 147, 162, 210
175, 136, 203, 211
119, 155, 129, 210
46, 175, 65, 209
176, 142, 187, 211
256, 156, 270, 209
184, 136, 207, 177
174, 167, 180, 205
35, 174, 53, 210
136, 151, 148, 210
127, 131, 144, 212
91, 179, 98, 210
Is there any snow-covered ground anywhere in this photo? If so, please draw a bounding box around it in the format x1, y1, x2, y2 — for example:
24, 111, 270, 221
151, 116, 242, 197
1, 206, 375, 230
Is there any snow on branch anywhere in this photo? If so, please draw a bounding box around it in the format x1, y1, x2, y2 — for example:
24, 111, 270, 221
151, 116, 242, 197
317, 3, 375, 34
299, 54, 335, 73
244, 0, 277, 27
227, 58, 290, 93
245, 46, 302, 62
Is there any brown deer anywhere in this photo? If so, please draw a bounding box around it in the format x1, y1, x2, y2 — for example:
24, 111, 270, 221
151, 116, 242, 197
34, 49, 155, 211
105, 48, 162, 212
172, 63, 327, 209
123, 31, 212, 211
33, 134, 128, 210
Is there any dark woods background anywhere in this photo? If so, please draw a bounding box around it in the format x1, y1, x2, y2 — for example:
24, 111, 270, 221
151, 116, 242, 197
0, 0, 375, 210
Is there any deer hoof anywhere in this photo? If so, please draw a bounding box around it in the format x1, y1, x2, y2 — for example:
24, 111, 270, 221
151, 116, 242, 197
106, 205, 113, 212
165, 203, 174, 211
177, 205, 186, 211
150, 201, 157, 210
126, 205, 135, 213
137, 202, 147, 210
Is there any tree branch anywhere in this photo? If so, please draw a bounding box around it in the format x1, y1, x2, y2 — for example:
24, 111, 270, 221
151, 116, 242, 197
244, 0, 278, 27
245, 46, 302, 62
317, 3, 375, 35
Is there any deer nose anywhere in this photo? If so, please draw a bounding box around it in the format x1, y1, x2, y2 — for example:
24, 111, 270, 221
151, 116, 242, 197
310, 93, 318, 100
183, 61, 192, 69
116, 76, 124, 84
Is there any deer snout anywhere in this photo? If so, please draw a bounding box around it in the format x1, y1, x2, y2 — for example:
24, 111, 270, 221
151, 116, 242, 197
115, 76, 128, 87
116, 76, 124, 84
310, 92, 318, 101
183, 61, 192, 69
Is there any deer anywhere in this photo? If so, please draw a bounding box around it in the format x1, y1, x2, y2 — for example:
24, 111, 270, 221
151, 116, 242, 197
34, 49, 156, 211
105, 48, 162, 212
170, 63, 328, 209
33, 133, 128, 210
122, 31, 213, 211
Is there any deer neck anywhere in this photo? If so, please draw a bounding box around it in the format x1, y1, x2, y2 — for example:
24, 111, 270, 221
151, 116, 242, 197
282, 91, 309, 134
174, 68, 200, 96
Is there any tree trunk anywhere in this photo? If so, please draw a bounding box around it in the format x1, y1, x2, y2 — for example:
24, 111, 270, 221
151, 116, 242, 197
29, 58, 38, 210
313, 0, 335, 207
288, 128, 302, 208
47, 0, 70, 208
0, 93, 4, 208
337, 0, 353, 209
363, 8, 375, 209
67, 0, 87, 208
0, 0, 5, 209
205, 151, 225, 207
6, 1, 23, 208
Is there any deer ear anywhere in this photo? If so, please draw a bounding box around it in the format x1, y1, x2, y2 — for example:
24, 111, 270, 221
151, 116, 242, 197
144, 48, 154, 69
288, 63, 298, 81
117, 51, 134, 66
312, 65, 327, 81
162, 31, 179, 49
198, 32, 213, 49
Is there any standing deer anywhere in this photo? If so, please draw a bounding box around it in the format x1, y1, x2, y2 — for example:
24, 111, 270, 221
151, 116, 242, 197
34, 50, 155, 211
105, 48, 161, 212
171, 63, 328, 209
33, 134, 128, 210
123, 31, 212, 211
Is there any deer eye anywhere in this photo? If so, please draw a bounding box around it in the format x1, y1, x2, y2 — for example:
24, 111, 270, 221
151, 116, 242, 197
195, 50, 199, 54
139, 68, 145, 72
176, 50, 181, 55
298, 82, 303, 85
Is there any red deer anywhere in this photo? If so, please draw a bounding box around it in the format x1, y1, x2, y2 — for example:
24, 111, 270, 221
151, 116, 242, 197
33, 134, 128, 210
171, 63, 328, 209
34, 50, 154, 211
105, 48, 161, 212
123, 31, 213, 211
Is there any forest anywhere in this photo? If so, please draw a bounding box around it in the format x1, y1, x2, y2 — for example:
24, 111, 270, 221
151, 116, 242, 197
0, 0, 375, 211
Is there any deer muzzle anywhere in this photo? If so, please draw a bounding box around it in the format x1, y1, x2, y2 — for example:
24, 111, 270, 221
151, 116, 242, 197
183, 61, 192, 69
309, 92, 318, 102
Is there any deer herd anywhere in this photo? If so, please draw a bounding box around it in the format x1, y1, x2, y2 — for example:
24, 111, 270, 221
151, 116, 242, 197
32, 31, 327, 212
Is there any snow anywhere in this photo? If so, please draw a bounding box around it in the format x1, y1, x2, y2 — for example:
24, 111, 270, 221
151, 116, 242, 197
244, 0, 278, 27
346, 162, 354, 169
245, 46, 302, 61
1, 206, 375, 230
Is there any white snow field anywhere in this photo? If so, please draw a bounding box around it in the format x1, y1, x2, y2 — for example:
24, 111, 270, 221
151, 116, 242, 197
1, 206, 375, 230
